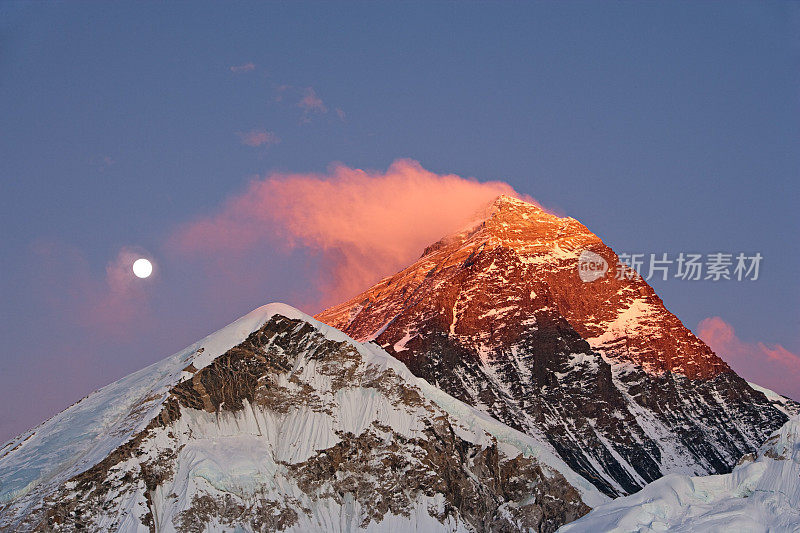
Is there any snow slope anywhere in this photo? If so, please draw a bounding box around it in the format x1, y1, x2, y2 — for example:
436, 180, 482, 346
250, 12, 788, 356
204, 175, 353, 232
0, 304, 297, 510
559, 415, 800, 533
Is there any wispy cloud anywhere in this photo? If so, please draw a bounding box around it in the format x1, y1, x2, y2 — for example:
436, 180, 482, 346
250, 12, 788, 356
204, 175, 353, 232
30, 241, 155, 337
697, 316, 800, 401
229, 62, 256, 73
271, 84, 341, 123
237, 129, 280, 147
170, 159, 523, 308
298, 87, 327, 122
298, 87, 327, 113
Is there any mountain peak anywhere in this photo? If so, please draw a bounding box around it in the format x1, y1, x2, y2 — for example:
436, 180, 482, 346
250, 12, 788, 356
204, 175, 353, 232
417, 193, 594, 267
491, 193, 537, 208
477, 194, 556, 227
320, 197, 726, 380
317, 197, 785, 497
445, 194, 549, 239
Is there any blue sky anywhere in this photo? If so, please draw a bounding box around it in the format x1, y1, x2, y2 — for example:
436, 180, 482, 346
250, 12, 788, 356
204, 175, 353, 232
1, 1, 798, 441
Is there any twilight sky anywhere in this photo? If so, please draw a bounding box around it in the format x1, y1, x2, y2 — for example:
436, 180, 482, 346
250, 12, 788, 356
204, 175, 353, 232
1, 2, 798, 442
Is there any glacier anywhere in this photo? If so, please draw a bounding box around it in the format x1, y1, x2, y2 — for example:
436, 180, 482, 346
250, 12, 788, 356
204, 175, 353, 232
559, 412, 800, 533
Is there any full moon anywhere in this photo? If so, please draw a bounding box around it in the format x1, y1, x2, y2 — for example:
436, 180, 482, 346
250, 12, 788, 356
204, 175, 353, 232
132, 258, 153, 279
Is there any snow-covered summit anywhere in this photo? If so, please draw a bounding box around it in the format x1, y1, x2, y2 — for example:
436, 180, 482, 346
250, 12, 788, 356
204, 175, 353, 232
0, 303, 605, 531
316, 195, 786, 498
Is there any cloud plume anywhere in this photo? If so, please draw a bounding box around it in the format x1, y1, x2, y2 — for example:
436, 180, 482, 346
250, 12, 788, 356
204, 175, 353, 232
698, 316, 800, 401
171, 159, 522, 307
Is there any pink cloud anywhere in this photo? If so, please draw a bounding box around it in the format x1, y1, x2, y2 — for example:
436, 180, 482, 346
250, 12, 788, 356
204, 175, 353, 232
298, 87, 327, 114
697, 316, 800, 401
237, 129, 280, 147
230, 62, 255, 73
170, 159, 524, 308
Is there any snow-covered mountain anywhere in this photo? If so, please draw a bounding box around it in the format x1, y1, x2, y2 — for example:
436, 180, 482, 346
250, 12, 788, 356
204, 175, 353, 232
2, 194, 796, 531
317, 195, 790, 497
0, 304, 605, 532
559, 412, 800, 532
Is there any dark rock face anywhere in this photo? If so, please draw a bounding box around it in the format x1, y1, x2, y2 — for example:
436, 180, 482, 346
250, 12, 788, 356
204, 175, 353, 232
286, 421, 589, 533
16, 314, 591, 532
317, 195, 787, 497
